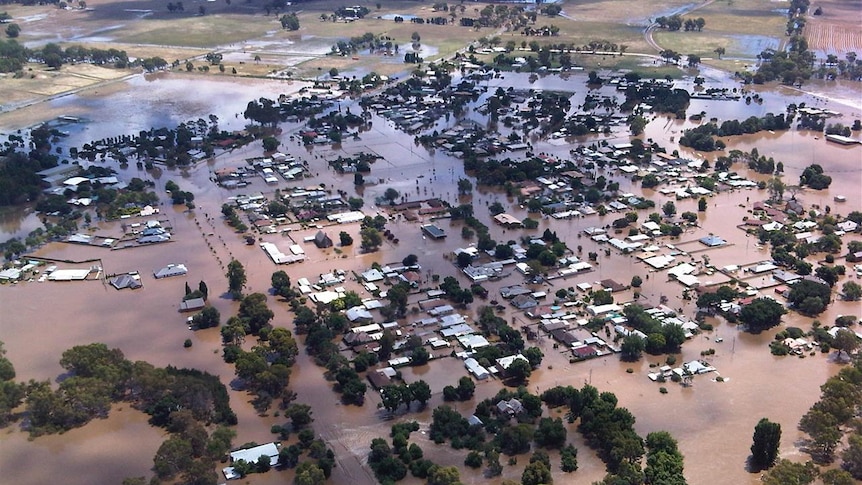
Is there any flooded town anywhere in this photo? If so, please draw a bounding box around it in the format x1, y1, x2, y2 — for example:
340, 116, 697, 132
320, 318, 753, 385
0, 1, 861, 485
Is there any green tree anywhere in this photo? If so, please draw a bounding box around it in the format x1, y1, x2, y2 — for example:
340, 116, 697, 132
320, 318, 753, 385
360, 226, 382, 251
294, 461, 326, 485
760, 459, 818, 485
339, 231, 353, 246
831, 329, 859, 359
383, 188, 400, 204
698, 197, 708, 212
662, 200, 677, 217
592, 289, 613, 305
750, 418, 781, 471
238, 292, 274, 334
280, 13, 300, 30
534, 417, 567, 448
841, 434, 862, 480
286, 403, 313, 428
506, 358, 532, 384
427, 465, 462, 485
843, 281, 862, 301
456, 376, 475, 400
522, 460, 553, 485
821, 469, 856, 485
262, 136, 280, 152
153, 436, 193, 479
226, 259, 246, 298
411, 346, 430, 366
409, 380, 431, 408
5, 23, 20, 38
739, 298, 785, 333
192, 306, 220, 329
800, 409, 842, 462
788, 280, 831, 315
523, 347, 544, 367
621, 334, 645, 361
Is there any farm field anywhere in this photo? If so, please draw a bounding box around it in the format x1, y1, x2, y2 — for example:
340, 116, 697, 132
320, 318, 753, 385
804, 0, 862, 54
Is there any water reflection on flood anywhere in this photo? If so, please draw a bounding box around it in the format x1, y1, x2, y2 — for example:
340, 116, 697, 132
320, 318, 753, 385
0, 70, 860, 485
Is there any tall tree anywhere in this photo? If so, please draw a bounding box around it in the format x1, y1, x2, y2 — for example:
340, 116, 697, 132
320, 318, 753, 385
751, 418, 782, 470
226, 259, 246, 298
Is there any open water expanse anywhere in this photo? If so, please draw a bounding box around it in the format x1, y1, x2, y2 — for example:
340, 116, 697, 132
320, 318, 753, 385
0, 69, 861, 485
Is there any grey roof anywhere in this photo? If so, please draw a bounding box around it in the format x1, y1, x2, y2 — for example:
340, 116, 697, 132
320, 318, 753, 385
110, 274, 142, 290
179, 298, 206, 311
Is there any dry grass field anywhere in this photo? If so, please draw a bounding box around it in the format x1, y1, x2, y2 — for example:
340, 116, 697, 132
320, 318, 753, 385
650, 0, 788, 60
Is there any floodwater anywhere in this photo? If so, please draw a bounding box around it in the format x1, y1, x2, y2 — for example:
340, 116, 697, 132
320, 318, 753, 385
0, 69, 861, 484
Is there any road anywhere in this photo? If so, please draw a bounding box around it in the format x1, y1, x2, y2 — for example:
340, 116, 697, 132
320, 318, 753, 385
643, 0, 720, 53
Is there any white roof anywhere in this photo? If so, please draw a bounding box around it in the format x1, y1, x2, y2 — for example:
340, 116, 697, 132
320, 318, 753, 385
230, 443, 279, 465
496, 354, 529, 369
668, 263, 697, 277
457, 334, 490, 349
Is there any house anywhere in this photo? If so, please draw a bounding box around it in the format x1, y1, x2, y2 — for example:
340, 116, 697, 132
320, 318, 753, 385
496, 354, 530, 372
465, 357, 490, 380
699, 235, 726, 247
343, 331, 373, 346
550, 328, 580, 347
500, 285, 531, 299
313, 230, 333, 248
600, 279, 627, 293
493, 213, 522, 227
367, 370, 392, 389
0, 268, 22, 281
224, 443, 280, 479
572, 345, 599, 360
110, 274, 142, 290
362, 268, 385, 282
510, 294, 538, 310
346, 306, 373, 322
154, 263, 187, 279
496, 398, 523, 415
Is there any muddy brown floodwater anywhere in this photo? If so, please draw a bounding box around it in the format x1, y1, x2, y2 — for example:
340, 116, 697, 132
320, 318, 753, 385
0, 70, 860, 485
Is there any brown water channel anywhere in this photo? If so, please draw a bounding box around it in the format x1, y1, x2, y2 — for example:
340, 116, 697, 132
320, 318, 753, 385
0, 71, 860, 484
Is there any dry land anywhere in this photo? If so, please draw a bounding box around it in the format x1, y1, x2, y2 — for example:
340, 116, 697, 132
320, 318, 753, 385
804, 0, 862, 54
651, 0, 788, 61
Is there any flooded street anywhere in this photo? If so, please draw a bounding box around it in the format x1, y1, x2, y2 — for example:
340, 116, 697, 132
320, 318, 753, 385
0, 68, 860, 484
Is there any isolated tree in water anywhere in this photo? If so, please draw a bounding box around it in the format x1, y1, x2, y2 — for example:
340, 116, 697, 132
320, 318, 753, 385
750, 418, 781, 470
226, 259, 246, 298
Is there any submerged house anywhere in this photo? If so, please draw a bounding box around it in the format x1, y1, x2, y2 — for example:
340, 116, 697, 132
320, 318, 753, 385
313, 230, 333, 248
224, 443, 280, 479
154, 263, 188, 279
110, 274, 142, 290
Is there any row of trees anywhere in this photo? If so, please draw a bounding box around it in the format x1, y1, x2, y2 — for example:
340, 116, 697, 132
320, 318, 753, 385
654, 15, 705, 32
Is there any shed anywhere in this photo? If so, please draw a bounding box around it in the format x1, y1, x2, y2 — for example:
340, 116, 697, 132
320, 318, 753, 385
179, 298, 206, 312
421, 224, 447, 239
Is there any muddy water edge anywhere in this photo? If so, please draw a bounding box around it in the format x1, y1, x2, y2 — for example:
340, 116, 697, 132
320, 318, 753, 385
0, 71, 860, 485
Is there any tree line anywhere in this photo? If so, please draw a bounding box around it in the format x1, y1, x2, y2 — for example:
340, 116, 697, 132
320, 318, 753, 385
0, 39, 130, 72
0, 342, 239, 484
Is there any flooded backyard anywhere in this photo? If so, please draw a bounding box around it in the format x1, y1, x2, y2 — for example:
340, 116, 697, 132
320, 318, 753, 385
0, 68, 861, 484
